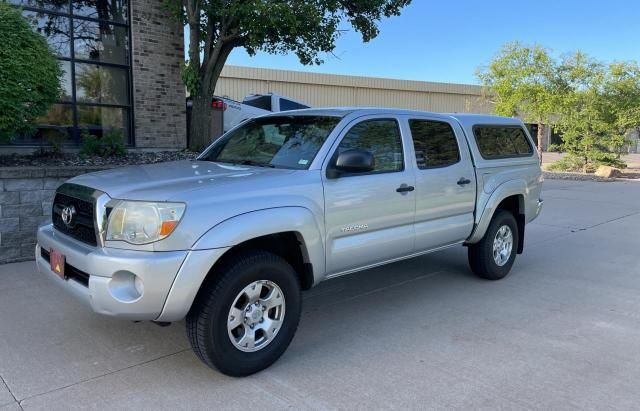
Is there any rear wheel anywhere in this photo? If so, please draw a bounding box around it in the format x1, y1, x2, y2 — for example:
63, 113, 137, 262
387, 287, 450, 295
468, 210, 518, 280
186, 250, 302, 376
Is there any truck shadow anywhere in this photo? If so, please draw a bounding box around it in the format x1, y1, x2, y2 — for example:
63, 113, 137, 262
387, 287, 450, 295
273, 246, 497, 363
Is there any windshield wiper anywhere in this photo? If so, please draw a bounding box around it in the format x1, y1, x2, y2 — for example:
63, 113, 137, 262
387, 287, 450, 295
235, 159, 276, 168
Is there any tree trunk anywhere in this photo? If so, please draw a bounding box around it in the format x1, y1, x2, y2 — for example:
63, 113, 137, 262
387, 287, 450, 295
536, 122, 544, 153
189, 93, 214, 151
584, 147, 589, 173
187, 43, 235, 151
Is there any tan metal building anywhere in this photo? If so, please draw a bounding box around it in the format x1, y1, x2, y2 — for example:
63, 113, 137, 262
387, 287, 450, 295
215, 65, 494, 114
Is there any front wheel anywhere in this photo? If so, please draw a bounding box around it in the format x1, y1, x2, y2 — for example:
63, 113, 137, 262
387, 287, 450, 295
468, 210, 519, 280
186, 250, 302, 376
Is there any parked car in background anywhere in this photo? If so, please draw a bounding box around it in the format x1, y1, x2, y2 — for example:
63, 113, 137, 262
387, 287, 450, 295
215, 93, 310, 132
36, 108, 543, 377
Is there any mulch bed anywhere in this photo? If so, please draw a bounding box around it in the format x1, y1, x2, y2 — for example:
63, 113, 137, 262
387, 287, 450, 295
0, 150, 199, 168
543, 171, 640, 181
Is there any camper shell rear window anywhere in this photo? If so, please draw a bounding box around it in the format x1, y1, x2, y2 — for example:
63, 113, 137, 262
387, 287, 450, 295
472, 125, 534, 159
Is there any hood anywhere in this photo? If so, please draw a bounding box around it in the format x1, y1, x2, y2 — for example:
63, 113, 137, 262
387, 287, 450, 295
68, 160, 296, 201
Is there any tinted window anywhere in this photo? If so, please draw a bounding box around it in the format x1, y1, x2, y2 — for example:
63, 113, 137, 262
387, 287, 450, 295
75, 63, 129, 105
22, 10, 71, 57
8, 0, 69, 12
337, 119, 403, 173
73, 20, 129, 65
280, 99, 308, 111
200, 116, 341, 170
409, 120, 460, 169
474, 126, 533, 159
10, 1, 133, 147
243, 95, 272, 111
73, 0, 128, 23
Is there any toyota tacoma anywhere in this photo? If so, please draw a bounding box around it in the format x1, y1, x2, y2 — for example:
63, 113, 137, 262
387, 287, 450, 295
36, 108, 543, 376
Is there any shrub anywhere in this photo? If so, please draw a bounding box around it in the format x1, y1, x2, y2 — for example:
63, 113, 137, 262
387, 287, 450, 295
80, 128, 127, 157
547, 153, 626, 173
0, 3, 61, 141
41, 129, 66, 154
100, 129, 127, 156
546, 143, 563, 153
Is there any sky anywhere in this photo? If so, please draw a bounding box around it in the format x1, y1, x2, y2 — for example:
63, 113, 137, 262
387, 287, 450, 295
225, 0, 640, 85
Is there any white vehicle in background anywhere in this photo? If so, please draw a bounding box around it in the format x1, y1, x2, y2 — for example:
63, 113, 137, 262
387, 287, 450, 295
213, 93, 310, 132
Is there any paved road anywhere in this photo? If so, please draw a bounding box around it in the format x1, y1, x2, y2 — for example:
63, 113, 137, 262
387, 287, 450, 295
1, 179, 640, 410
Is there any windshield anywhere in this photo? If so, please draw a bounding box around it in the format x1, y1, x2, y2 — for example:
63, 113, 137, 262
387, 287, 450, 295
199, 116, 341, 169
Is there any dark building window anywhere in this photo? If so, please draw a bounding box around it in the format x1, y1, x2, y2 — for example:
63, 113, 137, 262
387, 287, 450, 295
8, 0, 133, 147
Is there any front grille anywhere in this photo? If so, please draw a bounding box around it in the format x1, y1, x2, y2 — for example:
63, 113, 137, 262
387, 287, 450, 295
40, 248, 90, 287
52, 192, 97, 246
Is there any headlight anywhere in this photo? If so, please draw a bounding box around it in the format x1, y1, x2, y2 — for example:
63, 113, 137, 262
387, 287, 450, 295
105, 201, 186, 244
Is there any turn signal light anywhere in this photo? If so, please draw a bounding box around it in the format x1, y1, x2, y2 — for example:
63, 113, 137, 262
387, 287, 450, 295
160, 220, 179, 236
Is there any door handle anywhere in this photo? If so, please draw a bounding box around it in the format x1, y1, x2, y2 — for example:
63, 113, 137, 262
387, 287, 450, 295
457, 178, 471, 186
396, 184, 415, 193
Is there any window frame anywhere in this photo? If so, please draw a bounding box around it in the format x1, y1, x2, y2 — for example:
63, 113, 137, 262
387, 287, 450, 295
408, 118, 461, 170
472, 124, 535, 160
327, 117, 405, 178
8, 1, 134, 147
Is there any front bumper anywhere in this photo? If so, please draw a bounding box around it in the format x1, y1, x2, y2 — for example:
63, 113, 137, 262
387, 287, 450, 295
37, 224, 189, 320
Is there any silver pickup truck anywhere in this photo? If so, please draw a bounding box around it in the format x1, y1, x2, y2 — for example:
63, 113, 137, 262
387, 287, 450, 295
36, 108, 543, 376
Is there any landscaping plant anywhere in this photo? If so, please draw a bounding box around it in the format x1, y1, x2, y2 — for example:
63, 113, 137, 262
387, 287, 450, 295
80, 128, 126, 157
477, 42, 558, 152
479, 43, 640, 172
0, 2, 61, 142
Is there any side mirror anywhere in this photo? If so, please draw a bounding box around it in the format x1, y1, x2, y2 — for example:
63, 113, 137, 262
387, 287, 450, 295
327, 149, 375, 179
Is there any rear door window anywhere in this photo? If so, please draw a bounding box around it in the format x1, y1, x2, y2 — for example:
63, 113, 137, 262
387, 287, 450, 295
409, 120, 460, 169
473, 126, 533, 159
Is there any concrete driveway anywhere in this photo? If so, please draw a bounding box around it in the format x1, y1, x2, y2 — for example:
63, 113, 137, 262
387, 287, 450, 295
1, 179, 640, 410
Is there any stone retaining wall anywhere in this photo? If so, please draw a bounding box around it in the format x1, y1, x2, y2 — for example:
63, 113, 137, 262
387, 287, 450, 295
0, 167, 111, 264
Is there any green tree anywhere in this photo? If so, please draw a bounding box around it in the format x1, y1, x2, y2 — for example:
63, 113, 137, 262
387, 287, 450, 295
551, 53, 640, 172
477, 42, 558, 152
552, 53, 614, 172
603, 62, 640, 153
0, 2, 62, 141
169, 0, 412, 150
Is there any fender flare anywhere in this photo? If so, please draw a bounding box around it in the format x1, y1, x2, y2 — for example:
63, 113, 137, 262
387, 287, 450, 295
193, 206, 326, 281
156, 207, 325, 322
467, 179, 527, 244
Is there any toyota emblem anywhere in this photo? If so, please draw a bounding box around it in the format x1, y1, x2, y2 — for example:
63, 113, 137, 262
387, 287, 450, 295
61, 205, 76, 226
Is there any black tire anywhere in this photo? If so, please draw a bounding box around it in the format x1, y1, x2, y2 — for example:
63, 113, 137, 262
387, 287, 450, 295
468, 210, 519, 280
186, 250, 302, 377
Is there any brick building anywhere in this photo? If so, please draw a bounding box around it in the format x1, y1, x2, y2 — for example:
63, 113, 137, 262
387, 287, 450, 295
8, 0, 186, 149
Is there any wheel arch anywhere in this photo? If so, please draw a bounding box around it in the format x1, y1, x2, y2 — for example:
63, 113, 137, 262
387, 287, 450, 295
467, 180, 527, 252
192, 206, 324, 278
205, 231, 316, 291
